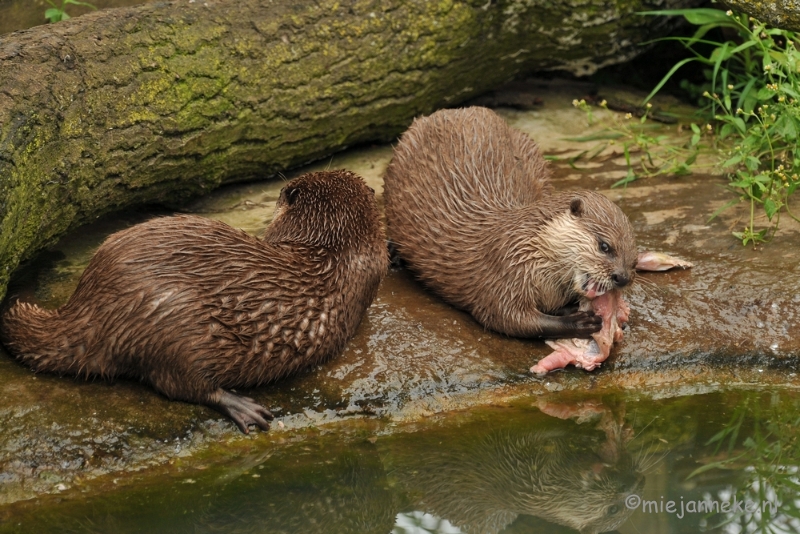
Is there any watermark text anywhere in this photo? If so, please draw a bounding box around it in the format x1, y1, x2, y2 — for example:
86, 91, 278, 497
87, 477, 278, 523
625, 494, 778, 519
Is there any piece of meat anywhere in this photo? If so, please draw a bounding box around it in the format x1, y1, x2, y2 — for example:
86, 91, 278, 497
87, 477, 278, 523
529, 250, 690, 375
636, 251, 693, 271
530, 290, 628, 375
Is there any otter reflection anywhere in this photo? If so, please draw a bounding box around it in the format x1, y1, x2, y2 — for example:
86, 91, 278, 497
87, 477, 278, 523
385, 398, 645, 534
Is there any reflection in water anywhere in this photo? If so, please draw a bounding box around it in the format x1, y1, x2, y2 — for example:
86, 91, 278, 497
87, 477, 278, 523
677, 393, 800, 533
196, 447, 399, 534
10, 391, 800, 533
385, 398, 645, 534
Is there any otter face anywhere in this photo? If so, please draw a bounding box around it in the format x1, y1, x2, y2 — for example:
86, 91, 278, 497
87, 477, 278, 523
564, 193, 637, 300
267, 169, 381, 251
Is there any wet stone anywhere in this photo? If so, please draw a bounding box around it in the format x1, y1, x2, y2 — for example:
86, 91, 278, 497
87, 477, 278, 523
2, 79, 800, 512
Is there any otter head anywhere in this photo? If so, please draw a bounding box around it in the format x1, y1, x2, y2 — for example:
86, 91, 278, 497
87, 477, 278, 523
557, 191, 637, 300
266, 169, 382, 251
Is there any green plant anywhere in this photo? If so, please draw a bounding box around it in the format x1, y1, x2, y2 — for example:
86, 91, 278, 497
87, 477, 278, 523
641, 8, 800, 245
45, 0, 96, 23
568, 98, 705, 188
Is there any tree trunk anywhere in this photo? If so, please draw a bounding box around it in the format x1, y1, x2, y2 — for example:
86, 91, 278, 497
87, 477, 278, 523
721, 1, 800, 31
0, 0, 698, 300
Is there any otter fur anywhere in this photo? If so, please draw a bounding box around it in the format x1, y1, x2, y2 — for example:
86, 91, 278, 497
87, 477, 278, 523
383, 106, 637, 339
0, 170, 388, 433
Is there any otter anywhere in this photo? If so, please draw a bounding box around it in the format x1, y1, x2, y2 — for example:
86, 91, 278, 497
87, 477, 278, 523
383, 106, 637, 339
380, 400, 644, 534
0, 170, 388, 433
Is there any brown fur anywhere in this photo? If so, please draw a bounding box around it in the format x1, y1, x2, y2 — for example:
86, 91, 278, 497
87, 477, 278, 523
383, 425, 643, 534
1, 170, 388, 433
384, 107, 637, 338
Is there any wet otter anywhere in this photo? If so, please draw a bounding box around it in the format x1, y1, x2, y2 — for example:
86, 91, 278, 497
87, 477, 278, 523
384, 106, 637, 339
0, 170, 388, 433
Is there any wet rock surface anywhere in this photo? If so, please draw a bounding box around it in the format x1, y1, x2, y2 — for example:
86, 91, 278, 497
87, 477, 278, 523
2, 79, 800, 508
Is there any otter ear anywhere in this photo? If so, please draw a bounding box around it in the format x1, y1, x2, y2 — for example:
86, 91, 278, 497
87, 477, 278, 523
283, 185, 300, 205
570, 197, 583, 217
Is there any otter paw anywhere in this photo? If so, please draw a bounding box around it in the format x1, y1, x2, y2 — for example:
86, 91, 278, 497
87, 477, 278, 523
213, 390, 275, 434
560, 310, 602, 338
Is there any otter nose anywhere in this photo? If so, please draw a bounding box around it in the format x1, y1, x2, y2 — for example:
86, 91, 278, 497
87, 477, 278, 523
611, 273, 630, 288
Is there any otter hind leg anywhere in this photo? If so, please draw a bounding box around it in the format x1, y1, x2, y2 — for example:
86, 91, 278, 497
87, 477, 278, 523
209, 389, 274, 434
536, 310, 601, 339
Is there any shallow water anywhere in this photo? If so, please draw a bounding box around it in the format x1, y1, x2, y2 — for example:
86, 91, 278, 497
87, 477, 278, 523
2, 388, 800, 534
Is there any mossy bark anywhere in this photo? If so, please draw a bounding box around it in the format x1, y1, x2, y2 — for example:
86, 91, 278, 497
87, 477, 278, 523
0, 0, 699, 300
721, 1, 800, 31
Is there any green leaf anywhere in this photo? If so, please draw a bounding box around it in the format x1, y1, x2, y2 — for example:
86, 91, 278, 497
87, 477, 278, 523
44, 8, 64, 21
641, 57, 699, 105
779, 115, 798, 140
690, 123, 701, 134
63, 0, 97, 8
711, 42, 730, 93
639, 8, 738, 26
563, 131, 623, 142
765, 198, 778, 219
757, 87, 775, 101
733, 117, 747, 134
730, 178, 754, 188
612, 169, 637, 188
738, 77, 758, 112
722, 154, 742, 167
686, 453, 746, 479
719, 123, 734, 139
708, 197, 742, 221
728, 40, 758, 55
780, 84, 800, 98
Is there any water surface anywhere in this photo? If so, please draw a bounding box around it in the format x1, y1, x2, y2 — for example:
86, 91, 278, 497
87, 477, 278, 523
2, 389, 799, 533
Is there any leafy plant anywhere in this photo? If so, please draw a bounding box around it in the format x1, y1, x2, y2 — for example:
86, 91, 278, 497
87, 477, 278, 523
45, 0, 96, 23
641, 8, 800, 245
569, 98, 705, 188
569, 8, 800, 245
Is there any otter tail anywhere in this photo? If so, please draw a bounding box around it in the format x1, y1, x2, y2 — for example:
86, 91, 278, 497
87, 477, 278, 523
1, 301, 87, 376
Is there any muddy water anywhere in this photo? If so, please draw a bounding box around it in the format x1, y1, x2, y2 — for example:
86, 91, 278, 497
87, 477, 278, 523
3, 389, 800, 533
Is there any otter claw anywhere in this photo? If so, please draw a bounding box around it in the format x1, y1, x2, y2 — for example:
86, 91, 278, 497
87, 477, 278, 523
213, 390, 274, 434
564, 310, 602, 338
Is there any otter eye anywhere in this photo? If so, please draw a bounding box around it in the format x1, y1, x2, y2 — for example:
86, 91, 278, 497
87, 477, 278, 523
608, 504, 620, 516
599, 241, 613, 255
